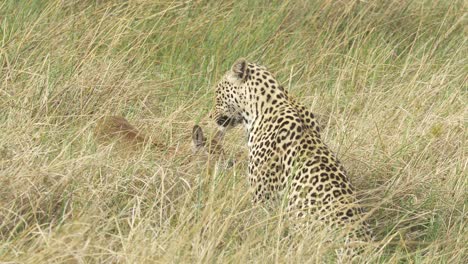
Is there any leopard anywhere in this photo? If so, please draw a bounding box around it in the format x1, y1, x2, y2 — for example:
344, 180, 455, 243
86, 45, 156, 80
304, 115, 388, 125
210, 58, 372, 259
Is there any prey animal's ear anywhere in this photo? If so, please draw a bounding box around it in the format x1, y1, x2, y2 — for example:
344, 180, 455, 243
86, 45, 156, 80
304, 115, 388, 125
231, 58, 247, 80
192, 125, 206, 148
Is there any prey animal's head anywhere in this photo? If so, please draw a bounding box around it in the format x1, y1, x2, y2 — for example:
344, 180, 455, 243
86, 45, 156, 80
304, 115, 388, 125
191, 125, 236, 167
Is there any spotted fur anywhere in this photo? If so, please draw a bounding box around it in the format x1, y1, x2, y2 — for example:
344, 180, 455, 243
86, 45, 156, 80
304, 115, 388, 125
211, 58, 372, 257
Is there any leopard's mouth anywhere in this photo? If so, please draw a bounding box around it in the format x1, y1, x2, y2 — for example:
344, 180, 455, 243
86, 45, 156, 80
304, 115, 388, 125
216, 115, 231, 127
216, 115, 243, 128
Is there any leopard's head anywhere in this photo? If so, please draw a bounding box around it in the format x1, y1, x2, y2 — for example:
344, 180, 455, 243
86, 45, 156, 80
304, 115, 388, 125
211, 58, 284, 131
210, 58, 253, 130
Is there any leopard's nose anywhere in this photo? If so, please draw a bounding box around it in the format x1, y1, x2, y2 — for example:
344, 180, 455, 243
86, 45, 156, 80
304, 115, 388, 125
208, 110, 215, 119
227, 159, 235, 168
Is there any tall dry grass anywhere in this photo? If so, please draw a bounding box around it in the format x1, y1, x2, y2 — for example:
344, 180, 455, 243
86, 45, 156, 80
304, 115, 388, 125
0, 0, 466, 263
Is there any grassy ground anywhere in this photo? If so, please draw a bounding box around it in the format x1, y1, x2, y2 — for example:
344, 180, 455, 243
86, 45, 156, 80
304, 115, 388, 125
0, 0, 466, 263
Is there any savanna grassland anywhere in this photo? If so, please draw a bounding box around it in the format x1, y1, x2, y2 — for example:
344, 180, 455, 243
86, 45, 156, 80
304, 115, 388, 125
0, 0, 466, 263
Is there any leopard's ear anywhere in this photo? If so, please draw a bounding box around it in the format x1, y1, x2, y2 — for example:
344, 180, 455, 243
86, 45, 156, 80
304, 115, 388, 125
192, 125, 206, 149
231, 58, 247, 80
